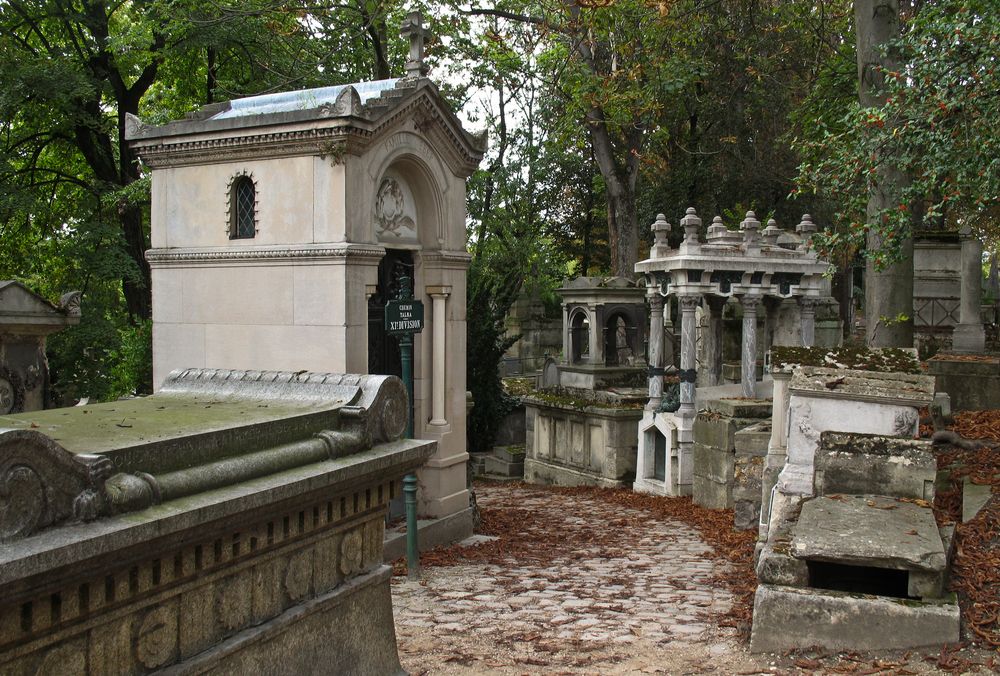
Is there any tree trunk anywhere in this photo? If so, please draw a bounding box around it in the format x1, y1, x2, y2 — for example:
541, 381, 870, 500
584, 109, 640, 278
605, 184, 638, 278
856, 0, 914, 347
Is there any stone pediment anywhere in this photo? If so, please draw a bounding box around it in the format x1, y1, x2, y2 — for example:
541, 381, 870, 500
0, 281, 80, 332
127, 77, 486, 178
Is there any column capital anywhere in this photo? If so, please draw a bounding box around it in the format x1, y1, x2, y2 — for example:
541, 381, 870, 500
798, 296, 819, 310
649, 293, 664, 312
740, 295, 762, 312
679, 294, 701, 311
425, 285, 452, 297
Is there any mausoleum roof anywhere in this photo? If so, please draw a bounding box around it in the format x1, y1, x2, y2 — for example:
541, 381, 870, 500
210, 79, 399, 119
635, 209, 831, 300
0, 280, 80, 332
126, 76, 486, 177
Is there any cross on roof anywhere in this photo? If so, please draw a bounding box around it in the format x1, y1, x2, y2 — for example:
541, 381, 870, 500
400, 11, 430, 78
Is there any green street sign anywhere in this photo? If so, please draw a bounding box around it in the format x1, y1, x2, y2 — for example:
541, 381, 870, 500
385, 298, 424, 335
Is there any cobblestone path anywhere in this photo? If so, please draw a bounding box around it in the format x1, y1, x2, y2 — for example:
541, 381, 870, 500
391, 483, 999, 674
391, 483, 758, 674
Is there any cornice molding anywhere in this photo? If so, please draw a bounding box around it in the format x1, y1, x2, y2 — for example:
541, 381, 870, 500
146, 244, 387, 266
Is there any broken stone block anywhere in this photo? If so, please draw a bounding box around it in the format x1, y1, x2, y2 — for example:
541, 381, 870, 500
792, 495, 946, 575
815, 432, 937, 501
749, 584, 960, 653
755, 543, 809, 588
734, 421, 771, 456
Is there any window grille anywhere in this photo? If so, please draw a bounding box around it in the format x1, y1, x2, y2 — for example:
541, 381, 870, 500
231, 176, 256, 239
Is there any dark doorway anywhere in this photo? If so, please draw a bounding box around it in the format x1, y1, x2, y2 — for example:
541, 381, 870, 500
369, 249, 414, 523
368, 249, 414, 377
807, 560, 911, 599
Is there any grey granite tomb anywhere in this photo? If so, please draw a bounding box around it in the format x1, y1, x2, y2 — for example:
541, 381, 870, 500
0, 368, 431, 675
751, 431, 959, 653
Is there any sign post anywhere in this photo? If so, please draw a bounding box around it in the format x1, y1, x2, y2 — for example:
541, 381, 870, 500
385, 276, 424, 579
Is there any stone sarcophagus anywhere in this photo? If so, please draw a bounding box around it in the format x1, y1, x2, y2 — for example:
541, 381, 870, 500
0, 369, 432, 675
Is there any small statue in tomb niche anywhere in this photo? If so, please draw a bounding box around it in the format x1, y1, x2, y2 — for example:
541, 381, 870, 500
615, 317, 634, 365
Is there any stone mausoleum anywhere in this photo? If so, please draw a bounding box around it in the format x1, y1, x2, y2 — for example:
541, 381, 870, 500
126, 21, 485, 538
634, 209, 830, 496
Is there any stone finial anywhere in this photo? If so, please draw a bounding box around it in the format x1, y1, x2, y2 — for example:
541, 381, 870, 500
680, 207, 701, 246
762, 218, 782, 246
400, 11, 430, 78
796, 214, 817, 250
741, 211, 761, 251
651, 213, 671, 253
707, 215, 728, 241
59, 291, 82, 317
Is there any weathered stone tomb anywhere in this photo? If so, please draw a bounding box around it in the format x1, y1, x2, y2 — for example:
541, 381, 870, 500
0, 368, 431, 674
634, 209, 830, 497
522, 277, 646, 488
752, 431, 959, 653
0, 281, 80, 414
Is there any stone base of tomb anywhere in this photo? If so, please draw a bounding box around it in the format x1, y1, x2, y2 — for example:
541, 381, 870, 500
383, 507, 475, 561
749, 584, 960, 653
523, 395, 643, 488
927, 353, 1000, 411
691, 399, 771, 513
166, 565, 403, 675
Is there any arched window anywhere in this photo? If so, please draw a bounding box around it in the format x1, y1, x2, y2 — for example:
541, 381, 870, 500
230, 175, 256, 239
570, 310, 590, 364
604, 312, 635, 366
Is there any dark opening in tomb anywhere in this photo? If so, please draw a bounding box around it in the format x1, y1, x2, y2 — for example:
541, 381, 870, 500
807, 560, 911, 599
653, 429, 666, 481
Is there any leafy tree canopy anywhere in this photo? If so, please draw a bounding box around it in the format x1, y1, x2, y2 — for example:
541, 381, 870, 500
794, 0, 1000, 266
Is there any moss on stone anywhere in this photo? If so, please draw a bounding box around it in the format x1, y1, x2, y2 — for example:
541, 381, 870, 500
770, 346, 920, 374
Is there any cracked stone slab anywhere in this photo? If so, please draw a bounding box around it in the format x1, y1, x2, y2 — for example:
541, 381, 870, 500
791, 495, 945, 572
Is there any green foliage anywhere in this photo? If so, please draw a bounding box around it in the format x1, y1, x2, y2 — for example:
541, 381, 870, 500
0, 1, 416, 401
466, 252, 520, 453
794, 0, 1000, 265
108, 319, 154, 399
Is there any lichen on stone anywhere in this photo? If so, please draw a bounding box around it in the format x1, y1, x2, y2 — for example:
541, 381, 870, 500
771, 346, 920, 374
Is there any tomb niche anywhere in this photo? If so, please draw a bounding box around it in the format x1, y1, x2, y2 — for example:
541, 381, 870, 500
126, 12, 485, 531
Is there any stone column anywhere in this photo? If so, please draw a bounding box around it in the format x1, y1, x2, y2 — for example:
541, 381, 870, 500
428, 286, 451, 427
647, 293, 664, 410
798, 297, 817, 347
953, 226, 986, 353
759, 370, 792, 539
561, 304, 570, 363
679, 295, 700, 412
741, 296, 761, 398
702, 296, 725, 387
587, 304, 602, 365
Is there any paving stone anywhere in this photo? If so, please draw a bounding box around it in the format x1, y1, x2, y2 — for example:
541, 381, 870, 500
392, 483, 730, 657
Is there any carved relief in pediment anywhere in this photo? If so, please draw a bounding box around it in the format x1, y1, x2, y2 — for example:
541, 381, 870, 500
374, 173, 417, 244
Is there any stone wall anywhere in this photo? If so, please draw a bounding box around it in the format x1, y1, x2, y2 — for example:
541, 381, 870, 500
504, 293, 561, 376
927, 354, 1000, 411
733, 421, 771, 530
692, 399, 772, 514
